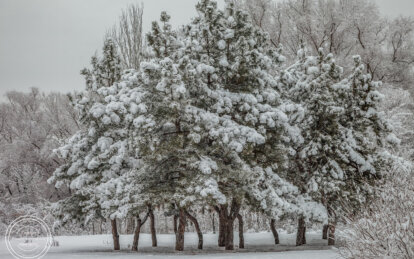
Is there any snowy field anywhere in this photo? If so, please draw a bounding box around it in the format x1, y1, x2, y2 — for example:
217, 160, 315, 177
0, 231, 340, 258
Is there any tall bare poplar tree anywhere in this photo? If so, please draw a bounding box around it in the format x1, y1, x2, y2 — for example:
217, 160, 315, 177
108, 3, 144, 70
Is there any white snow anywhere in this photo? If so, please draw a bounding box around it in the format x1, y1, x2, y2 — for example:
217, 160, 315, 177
217, 40, 226, 50
224, 29, 234, 39
0, 231, 339, 259
197, 157, 218, 175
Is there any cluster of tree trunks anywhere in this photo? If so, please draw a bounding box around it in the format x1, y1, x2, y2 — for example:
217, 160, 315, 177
110, 205, 159, 252
214, 199, 242, 250
174, 208, 204, 251
174, 201, 247, 251
132, 211, 149, 251
185, 210, 203, 249
110, 205, 336, 252
174, 200, 246, 251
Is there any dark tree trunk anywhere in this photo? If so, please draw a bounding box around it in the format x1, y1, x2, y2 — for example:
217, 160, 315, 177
149, 206, 157, 247
322, 224, 329, 240
111, 219, 120, 250
237, 214, 244, 249
225, 218, 234, 250
185, 210, 203, 249
328, 223, 336, 245
296, 217, 306, 246
217, 208, 226, 247
303, 224, 306, 244
131, 213, 149, 251
212, 213, 216, 234
270, 219, 280, 244
132, 218, 142, 251
173, 215, 178, 234
175, 208, 186, 251
225, 200, 241, 250
215, 200, 240, 250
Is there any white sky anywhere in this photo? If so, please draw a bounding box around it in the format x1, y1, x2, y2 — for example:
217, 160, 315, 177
0, 0, 413, 99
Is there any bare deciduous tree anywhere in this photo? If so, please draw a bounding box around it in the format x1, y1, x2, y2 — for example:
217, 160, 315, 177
107, 3, 144, 70
237, 0, 414, 88
0, 88, 79, 234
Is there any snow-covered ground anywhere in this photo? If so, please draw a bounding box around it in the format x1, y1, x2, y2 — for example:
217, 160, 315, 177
0, 231, 340, 258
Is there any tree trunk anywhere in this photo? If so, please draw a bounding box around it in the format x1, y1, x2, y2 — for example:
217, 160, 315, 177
175, 208, 186, 251
132, 218, 142, 251
173, 215, 178, 234
215, 200, 240, 250
270, 219, 280, 245
237, 214, 244, 249
111, 219, 120, 250
296, 217, 306, 246
212, 213, 216, 234
303, 224, 306, 244
185, 210, 203, 249
322, 224, 329, 240
328, 223, 336, 245
218, 209, 226, 247
225, 218, 234, 250
149, 206, 157, 247
224, 200, 240, 251
131, 212, 149, 251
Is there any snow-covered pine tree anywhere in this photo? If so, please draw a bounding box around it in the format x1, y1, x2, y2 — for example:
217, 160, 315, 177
50, 2, 329, 252
135, 9, 269, 250
80, 38, 122, 90
112, 2, 316, 250
57, 12, 231, 251
90, 71, 159, 251
280, 48, 399, 245
176, 0, 326, 250
111, 12, 227, 251
327, 55, 399, 244
49, 38, 130, 251
279, 48, 344, 246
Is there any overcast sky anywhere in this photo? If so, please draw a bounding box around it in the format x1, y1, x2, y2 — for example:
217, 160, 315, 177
0, 0, 413, 99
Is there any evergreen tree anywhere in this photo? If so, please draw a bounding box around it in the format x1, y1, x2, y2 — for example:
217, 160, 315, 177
170, 0, 326, 249
280, 48, 345, 245
280, 48, 398, 245
103, 1, 324, 250
49, 39, 129, 251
